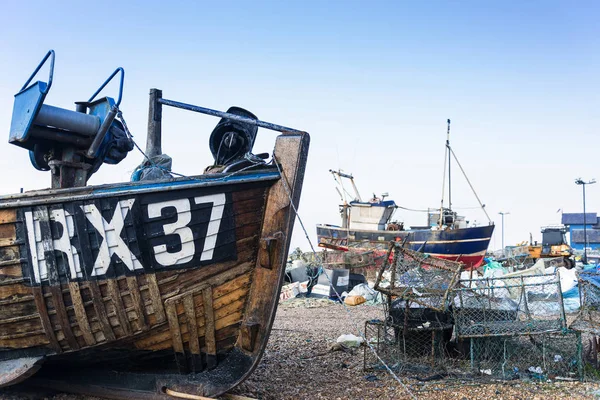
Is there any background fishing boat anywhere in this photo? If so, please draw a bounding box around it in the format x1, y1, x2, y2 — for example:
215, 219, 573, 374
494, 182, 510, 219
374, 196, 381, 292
317, 120, 494, 271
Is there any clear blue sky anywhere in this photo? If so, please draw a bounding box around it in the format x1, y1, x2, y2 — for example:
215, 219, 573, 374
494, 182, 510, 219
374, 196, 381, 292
1, 1, 599, 250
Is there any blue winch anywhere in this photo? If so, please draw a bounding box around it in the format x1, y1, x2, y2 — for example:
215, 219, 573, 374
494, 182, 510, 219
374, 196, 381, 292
9, 50, 133, 188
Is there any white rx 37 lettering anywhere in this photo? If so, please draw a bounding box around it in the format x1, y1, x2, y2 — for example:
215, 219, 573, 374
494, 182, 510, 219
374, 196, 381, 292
147, 194, 225, 266
24, 193, 226, 283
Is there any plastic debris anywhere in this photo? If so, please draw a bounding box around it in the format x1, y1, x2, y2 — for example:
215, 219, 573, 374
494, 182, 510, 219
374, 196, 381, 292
528, 366, 543, 374
554, 354, 563, 363
279, 282, 300, 302
336, 334, 364, 348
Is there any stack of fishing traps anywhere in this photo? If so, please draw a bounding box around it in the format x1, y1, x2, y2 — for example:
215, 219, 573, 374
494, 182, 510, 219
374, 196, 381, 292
365, 243, 585, 381
366, 244, 461, 374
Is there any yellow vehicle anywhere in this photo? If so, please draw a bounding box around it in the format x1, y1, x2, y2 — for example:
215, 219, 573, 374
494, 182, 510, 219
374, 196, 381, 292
528, 226, 575, 268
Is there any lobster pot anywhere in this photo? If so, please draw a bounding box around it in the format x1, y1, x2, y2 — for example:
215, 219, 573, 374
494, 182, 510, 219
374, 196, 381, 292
453, 273, 566, 338
363, 320, 451, 375
571, 272, 600, 335
467, 330, 583, 381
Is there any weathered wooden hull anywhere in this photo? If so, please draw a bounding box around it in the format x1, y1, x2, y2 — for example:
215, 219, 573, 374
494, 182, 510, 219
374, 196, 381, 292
0, 132, 309, 399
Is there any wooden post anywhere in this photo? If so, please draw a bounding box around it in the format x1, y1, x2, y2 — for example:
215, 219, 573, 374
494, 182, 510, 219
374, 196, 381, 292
146, 88, 162, 158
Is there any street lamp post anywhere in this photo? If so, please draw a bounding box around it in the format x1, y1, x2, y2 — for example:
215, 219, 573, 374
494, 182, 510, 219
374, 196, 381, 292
575, 178, 596, 264
498, 211, 510, 252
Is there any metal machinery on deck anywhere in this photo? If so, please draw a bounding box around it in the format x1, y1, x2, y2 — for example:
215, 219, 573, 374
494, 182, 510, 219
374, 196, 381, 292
10, 50, 132, 189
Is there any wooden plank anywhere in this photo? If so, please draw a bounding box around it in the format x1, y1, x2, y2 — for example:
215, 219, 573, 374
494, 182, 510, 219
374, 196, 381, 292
0, 238, 17, 247
0, 209, 17, 224
134, 298, 246, 350
0, 264, 24, 278
0, 294, 34, 306
146, 273, 166, 324
0, 223, 16, 240
126, 275, 148, 332
0, 313, 40, 325
137, 310, 244, 352
213, 272, 252, 299
0, 329, 45, 340
165, 301, 184, 353
164, 299, 186, 372
106, 278, 132, 336
160, 258, 254, 307
213, 286, 249, 310
87, 281, 116, 342
0, 333, 48, 348
0, 277, 27, 286
0, 298, 37, 320
183, 293, 202, 372
0, 245, 20, 262
168, 263, 252, 309
175, 275, 250, 316
0, 284, 31, 300
68, 281, 96, 346
49, 285, 79, 350
183, 294, 200, 355
31, 286, 61, 352
202, 287, 217, 368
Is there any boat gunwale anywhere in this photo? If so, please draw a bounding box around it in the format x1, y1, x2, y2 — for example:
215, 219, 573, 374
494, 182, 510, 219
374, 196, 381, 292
0, 169, 280, 209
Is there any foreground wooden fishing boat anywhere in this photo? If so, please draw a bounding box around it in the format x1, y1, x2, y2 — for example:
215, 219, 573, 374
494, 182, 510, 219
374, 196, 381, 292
0, 51, 309, 399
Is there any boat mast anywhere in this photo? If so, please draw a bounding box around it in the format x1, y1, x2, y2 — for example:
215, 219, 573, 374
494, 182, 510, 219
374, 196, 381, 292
447, 118, 452, 212
438, 119, 452, 228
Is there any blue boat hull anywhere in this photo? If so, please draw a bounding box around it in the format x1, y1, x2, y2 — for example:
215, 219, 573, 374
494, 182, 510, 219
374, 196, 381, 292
316, 224, 495, 268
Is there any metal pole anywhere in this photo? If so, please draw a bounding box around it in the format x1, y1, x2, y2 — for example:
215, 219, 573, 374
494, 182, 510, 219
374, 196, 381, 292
501, 213, 504, 250
498, 211, 509, 252
576, 178, 596, 265
146, 89, 162, 158
447, 119, 451, 211
158, 98, 303, 134
583, 182, 588, 264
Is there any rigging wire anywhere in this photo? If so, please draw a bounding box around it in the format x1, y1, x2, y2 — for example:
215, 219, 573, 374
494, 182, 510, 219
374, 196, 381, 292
448, 147, 491, 223
273, 154, 417, 400
396, 205, 486, 213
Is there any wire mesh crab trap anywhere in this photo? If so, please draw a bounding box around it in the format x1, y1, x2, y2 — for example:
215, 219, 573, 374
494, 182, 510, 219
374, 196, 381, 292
374, 243, 463, 312
570, 272, 600, 335
467, 330, 583, 381
453, 273, 567, 338
363, 319, 453, 375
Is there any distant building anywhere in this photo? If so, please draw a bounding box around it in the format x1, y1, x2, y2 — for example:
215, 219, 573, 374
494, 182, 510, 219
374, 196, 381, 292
561, 212, 600, 251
